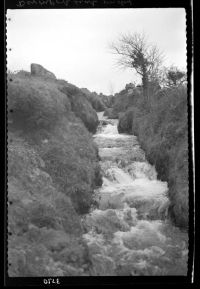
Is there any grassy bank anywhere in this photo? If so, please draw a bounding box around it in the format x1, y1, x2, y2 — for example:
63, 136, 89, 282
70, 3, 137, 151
114, 85, 188, 229
7, 67, 102, 276
81, 88, 115, 112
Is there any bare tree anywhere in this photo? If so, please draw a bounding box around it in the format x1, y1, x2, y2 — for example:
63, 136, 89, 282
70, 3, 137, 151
110, 32, 163, 103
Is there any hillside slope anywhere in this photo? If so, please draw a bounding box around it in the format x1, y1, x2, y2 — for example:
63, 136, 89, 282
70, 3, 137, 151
7, 65, 102, 276
111, 85, 188, 229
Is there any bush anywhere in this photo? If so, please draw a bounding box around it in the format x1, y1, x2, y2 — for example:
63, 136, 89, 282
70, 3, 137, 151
70, 93, 99, 133
8, 76, 71, 132
81, 88, 115, 110
118, 110, 133, 133
34, 118, 102, 214
83, 91, 106, 112
58, 82, 99, 133
100, 94, 115, 108
103, 108, 118, 119
112, 88, 142, 117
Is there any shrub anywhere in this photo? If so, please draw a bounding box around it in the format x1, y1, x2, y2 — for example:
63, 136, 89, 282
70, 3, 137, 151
103, 108, 118, 119
112, 88, 142, 116
8, 76, 71, 132
37, 118, 101, 214
81, 88, 114, 110
70, 93, 99, 133
99, 94, 115, 108
58, 83, 99, 133
83, 91, 106, 112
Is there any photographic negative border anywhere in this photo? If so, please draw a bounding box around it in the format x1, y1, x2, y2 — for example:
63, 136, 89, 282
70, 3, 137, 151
4, 0, 194, 286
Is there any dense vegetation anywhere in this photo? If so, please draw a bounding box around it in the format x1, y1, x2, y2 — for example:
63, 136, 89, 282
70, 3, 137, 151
106, 84, 188, 229
7, 66, 103, 276
81, 88, 115, 112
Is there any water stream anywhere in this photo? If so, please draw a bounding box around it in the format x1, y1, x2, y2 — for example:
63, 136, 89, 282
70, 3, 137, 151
82, 112, 188, 276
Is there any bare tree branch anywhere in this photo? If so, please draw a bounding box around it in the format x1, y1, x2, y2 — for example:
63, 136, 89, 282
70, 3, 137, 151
109, 32, 163, 102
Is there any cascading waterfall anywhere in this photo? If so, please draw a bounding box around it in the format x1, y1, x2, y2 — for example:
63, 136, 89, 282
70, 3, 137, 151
82, 112, 188, 276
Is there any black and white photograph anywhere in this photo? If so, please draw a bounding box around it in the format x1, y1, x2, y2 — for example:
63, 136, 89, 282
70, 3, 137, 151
6, 2, 193, 282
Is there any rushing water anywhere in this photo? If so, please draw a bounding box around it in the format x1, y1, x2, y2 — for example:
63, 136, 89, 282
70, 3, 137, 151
83, 112, 188, 276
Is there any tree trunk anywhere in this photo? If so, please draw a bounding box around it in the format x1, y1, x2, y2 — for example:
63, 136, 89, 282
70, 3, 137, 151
142, 73, 149, 103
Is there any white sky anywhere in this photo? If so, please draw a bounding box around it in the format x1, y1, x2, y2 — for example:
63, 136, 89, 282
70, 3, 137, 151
7, 8, 186, 95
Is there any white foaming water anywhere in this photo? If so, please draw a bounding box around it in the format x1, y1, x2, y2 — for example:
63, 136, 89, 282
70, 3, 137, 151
125, 161, 157, 180
101, 123, 118, 135
83, 112, 188, 276
105, 167, 134, 184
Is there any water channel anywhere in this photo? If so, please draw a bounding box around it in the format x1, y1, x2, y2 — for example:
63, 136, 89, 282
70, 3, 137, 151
82, 112, 188, 276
